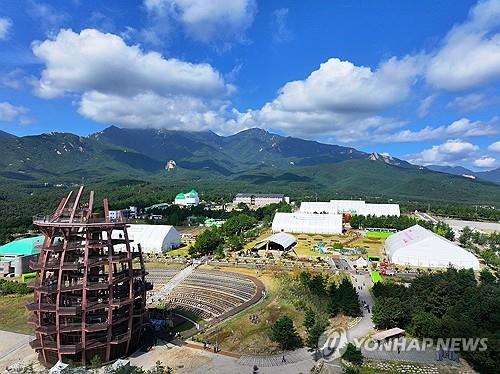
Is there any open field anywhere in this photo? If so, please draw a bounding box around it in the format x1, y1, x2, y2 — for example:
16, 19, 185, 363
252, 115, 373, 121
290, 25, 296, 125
247, 231, 360, 258
348, 236, 385, 259
165, 247, 189, 257
0, 294, 33, 335
366, 231, 393, 239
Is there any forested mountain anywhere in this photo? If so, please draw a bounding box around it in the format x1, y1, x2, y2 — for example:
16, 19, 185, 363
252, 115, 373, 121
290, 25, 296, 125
427, 164, 500, 184
0, 126, 499, 206
0, 130, 16, 140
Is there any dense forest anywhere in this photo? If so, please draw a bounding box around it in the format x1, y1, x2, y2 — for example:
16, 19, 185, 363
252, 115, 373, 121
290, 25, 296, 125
371, 268, 500, 374
0, 177, 498, 245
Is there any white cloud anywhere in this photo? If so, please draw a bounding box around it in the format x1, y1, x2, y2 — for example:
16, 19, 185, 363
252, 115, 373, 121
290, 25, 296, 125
0, 69, 27, 90
28, 2, 68, 37
0, 17, 12, 40
473, 156, 497, 168
144, 0, 257, 43
386, 117, 500, 143
426, 0, 500, 91
417, 95, 437, 118
272, 8, 293, 43
79, 91, 233, 133
0, 102, 32, 125
488, 141, 500, 152
409, 139, 479, 165
237, 56, 421, 140
275, 57, 421, 113
32, 29, 234, 131
447, 93, 496, 112
32, 29, 229, 99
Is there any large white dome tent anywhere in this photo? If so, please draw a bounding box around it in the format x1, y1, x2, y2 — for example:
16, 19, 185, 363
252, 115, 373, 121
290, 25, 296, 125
272, 212, 343, 235
107, 224, 182, 254
385, 225, 480, 270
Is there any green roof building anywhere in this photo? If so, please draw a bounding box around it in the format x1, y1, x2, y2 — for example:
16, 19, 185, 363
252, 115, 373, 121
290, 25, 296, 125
175, 189, 199, 206
0, 236, 43, 276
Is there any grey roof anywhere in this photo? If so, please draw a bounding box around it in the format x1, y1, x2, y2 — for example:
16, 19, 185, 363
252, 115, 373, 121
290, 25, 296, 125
236, 193, 284, 198
267, 232, 297, 249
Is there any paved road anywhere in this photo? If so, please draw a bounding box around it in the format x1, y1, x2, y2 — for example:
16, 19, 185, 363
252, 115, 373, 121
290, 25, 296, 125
348, 273, 375, 342
443, 218, 500, 233
0, 331, 38, 369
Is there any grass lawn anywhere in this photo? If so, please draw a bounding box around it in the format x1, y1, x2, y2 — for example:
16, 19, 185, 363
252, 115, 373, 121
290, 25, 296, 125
165, 247, 189, 257
173, 319, 195, 333
293, 232, 358, 257
366, 231, 393, 239
348, 236, 385, 259
370, 271, 383, 283
0, 294, 33, 334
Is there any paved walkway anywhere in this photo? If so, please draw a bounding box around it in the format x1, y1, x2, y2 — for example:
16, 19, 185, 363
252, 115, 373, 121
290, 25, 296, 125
0, 331, 39, 370
237, 349, 313, 367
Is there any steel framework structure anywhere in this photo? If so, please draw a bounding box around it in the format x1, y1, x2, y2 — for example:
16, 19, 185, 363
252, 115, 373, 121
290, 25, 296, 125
27, 187, 150, 366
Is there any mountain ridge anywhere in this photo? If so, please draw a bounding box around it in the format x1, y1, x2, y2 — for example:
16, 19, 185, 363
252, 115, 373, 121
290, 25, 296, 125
0, 126, 499, 205
427, 164, 500, 184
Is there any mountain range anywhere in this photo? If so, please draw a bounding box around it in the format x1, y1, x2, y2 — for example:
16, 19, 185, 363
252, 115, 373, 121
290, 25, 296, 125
0, 126, 499, 205
426, 165, 500, 184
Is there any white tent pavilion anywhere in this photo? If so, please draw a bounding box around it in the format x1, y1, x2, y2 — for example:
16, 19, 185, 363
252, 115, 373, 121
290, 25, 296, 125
385, 225, 480, 270
272, 212, 343, 234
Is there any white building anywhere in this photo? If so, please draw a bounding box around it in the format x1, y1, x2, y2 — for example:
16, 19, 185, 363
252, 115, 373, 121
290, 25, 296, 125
272, 212, 343, 235
175, 190, 200, 207
129, 206, 138, 218
110, 224, 182, 254
300, 200, 400, 217
108, 210, 121, 221
385, 225, 480, 270
234, 193, 289, 207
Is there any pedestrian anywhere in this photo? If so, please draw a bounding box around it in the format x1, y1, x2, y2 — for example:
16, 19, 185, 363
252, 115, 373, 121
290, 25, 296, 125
282, 355, 286, 363
397, 347, 400, 354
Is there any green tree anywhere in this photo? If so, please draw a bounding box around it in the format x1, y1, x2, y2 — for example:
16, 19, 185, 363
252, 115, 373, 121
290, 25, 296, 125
479, 268, 496, 285
303, 308, 316, 332
372, 297, 409, 329
227, 234, 243, 251
189, 228, 223, 257
89, 355, 102, 371
341, 343, 363, 366
271, 315, 302, 350
305, 320, 328, 353
147, 361, 172, 374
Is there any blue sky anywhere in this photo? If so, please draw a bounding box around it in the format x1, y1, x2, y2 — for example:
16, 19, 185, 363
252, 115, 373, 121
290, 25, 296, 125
0, 0, 499, 170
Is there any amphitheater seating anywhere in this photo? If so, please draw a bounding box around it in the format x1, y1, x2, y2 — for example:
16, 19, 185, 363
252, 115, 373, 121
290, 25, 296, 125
156, 269, 258, 320
146, 268, 179, 286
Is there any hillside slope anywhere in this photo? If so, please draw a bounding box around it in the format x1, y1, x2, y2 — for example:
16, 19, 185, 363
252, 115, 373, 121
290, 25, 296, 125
0, 127, 498, 205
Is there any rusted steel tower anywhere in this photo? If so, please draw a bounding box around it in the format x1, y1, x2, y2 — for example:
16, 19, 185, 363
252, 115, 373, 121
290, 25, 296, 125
27, 187, 149, 366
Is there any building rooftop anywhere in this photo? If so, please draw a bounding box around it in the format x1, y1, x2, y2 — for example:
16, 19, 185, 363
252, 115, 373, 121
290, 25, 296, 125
236, 193, 285, 198
0, 236, 44, 256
